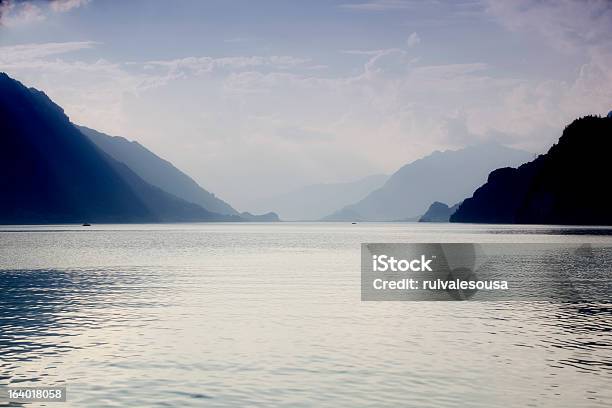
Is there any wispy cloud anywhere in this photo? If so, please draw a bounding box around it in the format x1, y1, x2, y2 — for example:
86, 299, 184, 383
340, 0, 485, 22
0, 41, 172, 133
341, 48, 402, 56
0, 41, 97, 62
143, 55, 312, 76
478, 0, 612, 140
339, 0, 419, 11
483, 0, 612, 53
0, 1, 44, 26
406, 32, 420, 47
1, 0, 610, 204
50, 0, 89, 12
0, 0, 89, 26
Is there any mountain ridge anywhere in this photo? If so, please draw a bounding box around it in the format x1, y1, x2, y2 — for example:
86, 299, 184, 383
324, 143, 532, 221
246, 174, 388, 221
79, 126, 239, 216
451, 115, 612, 225
0, 72, 237, 224
419, 201, 461, 222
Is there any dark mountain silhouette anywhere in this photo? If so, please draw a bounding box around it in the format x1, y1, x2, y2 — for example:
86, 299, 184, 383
0, 72, 238, 224
324, 144, 531, 221
246, 174, 388, 221
419, 201, 461, 222
78, 126, 239, 216
451, 115, 612, 225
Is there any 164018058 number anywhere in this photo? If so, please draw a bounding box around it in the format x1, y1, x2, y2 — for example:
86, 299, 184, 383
2, 386, 67, 402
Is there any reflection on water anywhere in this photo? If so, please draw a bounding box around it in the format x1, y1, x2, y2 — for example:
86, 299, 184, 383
486, 228, 612, 236
541, 304, 612, 373
0, 223, 611, 407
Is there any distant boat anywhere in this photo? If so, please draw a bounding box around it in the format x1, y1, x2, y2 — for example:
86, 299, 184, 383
82, 223, 91, 226
351, 222, 357, 224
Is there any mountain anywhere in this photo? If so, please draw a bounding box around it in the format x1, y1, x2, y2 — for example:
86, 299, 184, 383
451, 115, 612, 225
246, 174, 388, 221
0, 72, 237, 224
79, 126, 239, 216
419, 201, 461, 222
240, 211, 280, 222
324, 144, 532, 221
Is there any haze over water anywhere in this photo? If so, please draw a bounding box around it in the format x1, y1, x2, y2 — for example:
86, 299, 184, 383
1, 223, 611, 407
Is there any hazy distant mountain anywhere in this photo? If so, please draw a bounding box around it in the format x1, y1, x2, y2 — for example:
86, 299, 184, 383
79, 126, 238, 216
240, 211, 280, 222
324, 144, 532, 221
451, 115, 612, 225
419, 202, 461, 222
247, 174, 388, 221
0, 72, 236, 224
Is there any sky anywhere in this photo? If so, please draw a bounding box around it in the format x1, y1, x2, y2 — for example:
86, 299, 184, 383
1, 0, 611, 211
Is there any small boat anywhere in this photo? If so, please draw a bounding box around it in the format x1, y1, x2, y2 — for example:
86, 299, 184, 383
351, 222, 357, 225
82, 223, 91, 226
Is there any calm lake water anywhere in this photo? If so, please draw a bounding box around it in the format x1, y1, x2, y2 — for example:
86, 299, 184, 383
0, 223, 611, 407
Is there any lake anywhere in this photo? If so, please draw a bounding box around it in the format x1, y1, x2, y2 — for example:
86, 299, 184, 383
0, 223, 611, 407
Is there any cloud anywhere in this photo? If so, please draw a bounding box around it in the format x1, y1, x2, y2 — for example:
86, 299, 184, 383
0, 0, 89, 26
341, 48, 398, 56
0, 1, 44, 26
0, 41, 173, 134
406, 32, 420, 47
143, 55, 312, 76
477, 0, 612, 148
50, 0, 89, 12
1, 0, 610, 205
339, 0, 418, 11
340, 0, 480, 14
0, 42, 324, 163
0, 41, 97, 62
0, 39, 535, 182
483, 0, 612, 53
